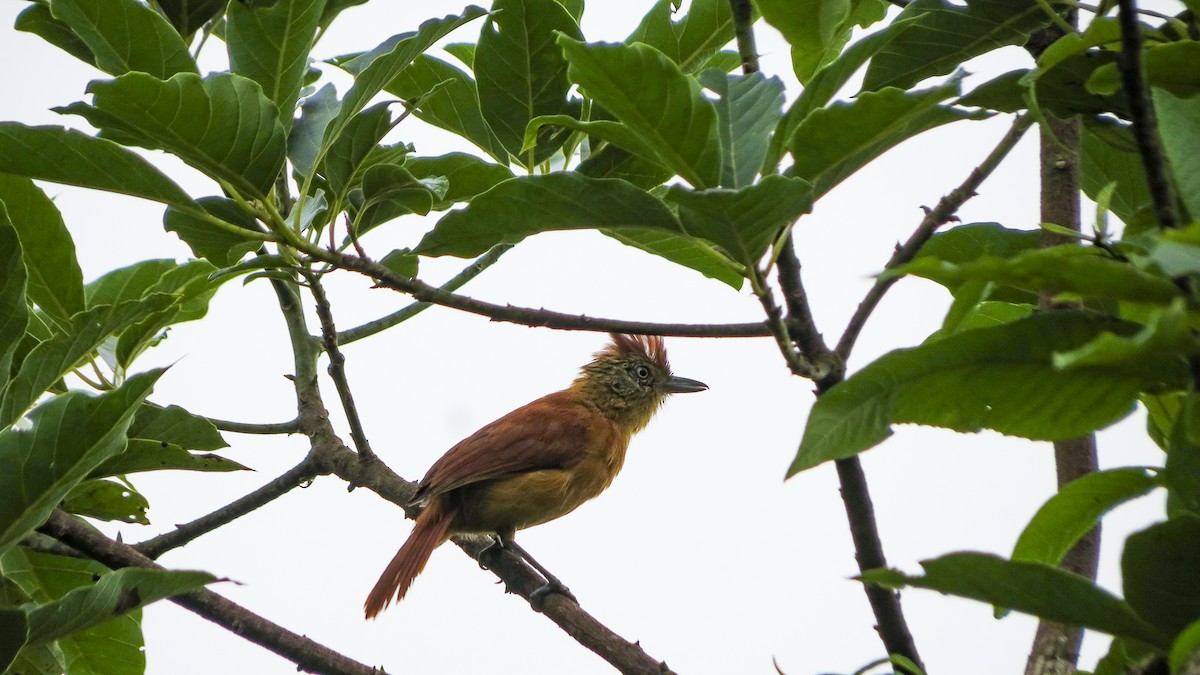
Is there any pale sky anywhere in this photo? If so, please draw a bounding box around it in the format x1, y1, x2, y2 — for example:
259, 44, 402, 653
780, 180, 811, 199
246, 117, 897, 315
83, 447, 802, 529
0, 1, 1170, 673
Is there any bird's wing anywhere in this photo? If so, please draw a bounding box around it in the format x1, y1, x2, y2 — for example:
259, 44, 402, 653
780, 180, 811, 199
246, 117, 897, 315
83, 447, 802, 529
414, 390, 611, 498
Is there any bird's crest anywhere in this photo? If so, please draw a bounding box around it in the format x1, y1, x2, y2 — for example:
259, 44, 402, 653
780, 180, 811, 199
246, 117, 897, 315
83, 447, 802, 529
597, 333, 670, 372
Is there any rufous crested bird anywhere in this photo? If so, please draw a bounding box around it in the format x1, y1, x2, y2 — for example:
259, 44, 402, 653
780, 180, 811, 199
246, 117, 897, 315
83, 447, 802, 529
364, 333, 707, 618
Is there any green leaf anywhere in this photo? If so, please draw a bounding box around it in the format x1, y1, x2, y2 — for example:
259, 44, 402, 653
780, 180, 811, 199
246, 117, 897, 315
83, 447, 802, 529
320, 8, 486, 169
928, 300, 1034, 341
1087, 42, 1200, 99
0, 297, 176, 428
577, 144, 674, 190
0, 208, 30, 395
317, 102, 396, 207
0, 370, 162, 556
380, 55, 509, 163
915, 221, 1042, 300
156, 0, 227, 40
351, 163, 444, 234
0, 123, 195, 209
25, 564, 216, 644
379, 249, 419, 279
1123, 515, 1200, 638
226, 0, 326, 123
602, 228, 744, 289
1165, 395, 1200, 515
0, 176, 84, 324
415, 173, 684, 258
403, 153, 514, 209
1081, 123, 1155, 235
901, 245, 1183, 306
698, 71, 785, 188
787, 77, 985, 197
861, 0, 1048, 92
162, 196, 264, 267
1154, 88, 1200, 221
559, 37, 722, 189
628, 0, 737, 74
759, 0, 887, 83
62, 479, 149, 524
789, 312, 1182, 475
1170, 620, 1200, 674
15, 2, 96, 67
664, 175, 814, 266
290, 84, 341, 179
475, 0, 582, 163
0, 606, 26, 672
60, 72, 287, 199
1053, 300, 1194, 371
1013, 468, 1159, 567
863, 552, 1168, 647
524, 115, 675, 177
92, 441, 248, 478
127, 403, 227, 451
1143, 391, 1183, 453
49, 0, 197, 78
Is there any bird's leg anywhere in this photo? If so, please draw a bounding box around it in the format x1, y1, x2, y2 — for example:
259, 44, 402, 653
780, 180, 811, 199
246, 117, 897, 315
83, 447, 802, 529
477, 535, 504, 570
498, 536, 577, 610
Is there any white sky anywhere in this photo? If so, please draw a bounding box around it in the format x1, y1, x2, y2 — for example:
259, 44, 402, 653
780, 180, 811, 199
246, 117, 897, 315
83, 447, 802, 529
0, 1, 1174, 673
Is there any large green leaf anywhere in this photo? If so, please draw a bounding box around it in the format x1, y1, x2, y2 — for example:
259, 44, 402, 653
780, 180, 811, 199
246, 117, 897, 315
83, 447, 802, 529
60, 72, 287, 199
1087, 42, 1200, 99
290, 84, 340, 179
577, 144, 674, 190
0, 176, 84, 324
62, 479, 150, 524
1081, 123, 1155, 235
1154, 88, 1200, 221
156, 0, 227, 40
1123, 516, 1200, 638
403, 153, 514, 209
759, 0, 887, 83
92, 439, 247, 477
0, 297, 176, 428
864, 553, 1168, 647
350, 163, 445, 234
901, 245, 1183, 306
0, 209, 29, 395
0, 123, 195, 209
0, 370, 162, 556
49, 0, 197, 78
789, 312, 1183, 475
320, 8, 486, 166
226, 0, 326, 123
14, 2, 96, 68
559, 37, 722, 189
1013, 468, 1160, 567
415, 173, 684, 258
698, 71, 785, 188
627, 0, 737, 74
316, 102, 395, 208
664, 175, 814, 266
787, 77, 984, 197
162, 196, 264, 267
602, 228, 744, 289
861, 0, 1048, 92
0, 605, 27, 672
381, 56, 509, 164
127, 402, 227, 451
475, 0, 582, 163
1, 549, 142, 675
1165, 395, 1200, 515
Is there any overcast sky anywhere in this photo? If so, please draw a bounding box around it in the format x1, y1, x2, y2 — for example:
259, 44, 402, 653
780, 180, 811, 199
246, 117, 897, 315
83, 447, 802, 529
0, 1, 1172, 673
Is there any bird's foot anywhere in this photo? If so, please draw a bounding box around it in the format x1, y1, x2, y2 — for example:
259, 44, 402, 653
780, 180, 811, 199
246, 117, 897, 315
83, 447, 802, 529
529, 580, 575, 612
477, 538, 503, 570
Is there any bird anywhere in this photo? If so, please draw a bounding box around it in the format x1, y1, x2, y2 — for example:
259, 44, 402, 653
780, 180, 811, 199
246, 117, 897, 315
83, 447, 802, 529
364, 333, 707, 618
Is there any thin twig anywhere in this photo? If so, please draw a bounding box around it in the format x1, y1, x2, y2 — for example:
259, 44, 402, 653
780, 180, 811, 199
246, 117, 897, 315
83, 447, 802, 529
307, 249, 773, 337
836, 113, 1035, 359
134, 459, 320, 560
207, 417, 301, 435
1116, 0, 1180, 228
304, 271, 377, 461
337, 244, 513, 344
41, 511, 383, 675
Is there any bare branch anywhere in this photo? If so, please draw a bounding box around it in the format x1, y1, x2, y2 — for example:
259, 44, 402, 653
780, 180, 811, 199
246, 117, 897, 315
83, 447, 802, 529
337, 244, 512, 345
207, 417, 301, 435
133, 458, 320, 560
836, 113, 1034, 359
41, 511, 383, 675
729, 0, 760, 74
1116, 0, 1181, 228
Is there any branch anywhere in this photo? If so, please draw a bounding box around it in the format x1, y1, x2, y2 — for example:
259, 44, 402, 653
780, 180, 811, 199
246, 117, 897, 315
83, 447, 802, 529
133, 458, 320, 560
305, 271, 377, 461
775, 236, 843, 386
1116, 0, 1180, 228
207, 417, 301, 435
729, 0, 760, 74
307, 249, 773, 337
836, 113, 1034, 359
41, 511, 382, 675
336, 244, 512, 345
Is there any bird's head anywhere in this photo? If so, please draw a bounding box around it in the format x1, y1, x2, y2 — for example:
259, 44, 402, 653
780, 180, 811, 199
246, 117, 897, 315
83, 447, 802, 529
574, 334, 707, 430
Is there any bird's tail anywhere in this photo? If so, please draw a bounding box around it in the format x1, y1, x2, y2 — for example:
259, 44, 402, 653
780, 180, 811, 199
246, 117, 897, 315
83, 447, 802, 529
364, 498, 455, 618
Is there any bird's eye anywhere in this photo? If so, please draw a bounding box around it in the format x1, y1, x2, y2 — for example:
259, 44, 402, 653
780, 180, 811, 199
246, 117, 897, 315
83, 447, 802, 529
634, 365, 651, 380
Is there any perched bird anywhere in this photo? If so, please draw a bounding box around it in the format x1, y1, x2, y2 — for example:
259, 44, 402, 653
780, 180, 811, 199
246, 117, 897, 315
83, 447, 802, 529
364, 333, 707, 618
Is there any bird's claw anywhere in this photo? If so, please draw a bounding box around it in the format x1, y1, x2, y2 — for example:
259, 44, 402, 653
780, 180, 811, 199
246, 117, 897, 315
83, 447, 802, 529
529, 581, 575, 612
477, 540, 502, 570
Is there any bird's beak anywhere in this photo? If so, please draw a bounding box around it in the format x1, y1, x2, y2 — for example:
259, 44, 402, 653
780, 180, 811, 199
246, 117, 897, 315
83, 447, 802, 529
664, 376, 708, 394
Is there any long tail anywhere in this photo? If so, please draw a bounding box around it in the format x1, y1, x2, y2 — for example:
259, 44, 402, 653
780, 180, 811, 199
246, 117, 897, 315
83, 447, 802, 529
364, 498, 456, 618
